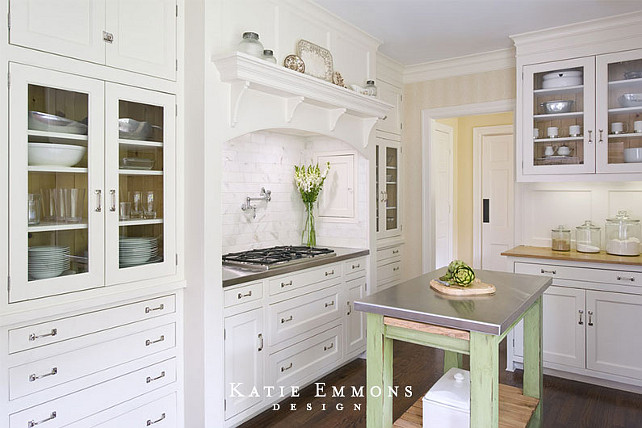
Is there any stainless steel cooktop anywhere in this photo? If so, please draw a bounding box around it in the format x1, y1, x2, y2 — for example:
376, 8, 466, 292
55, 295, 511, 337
222, 245, 336, 271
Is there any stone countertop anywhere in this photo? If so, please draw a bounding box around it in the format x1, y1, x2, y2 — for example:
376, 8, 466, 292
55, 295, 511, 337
354, 267, 551, 336
502, 245, 642, 267
222, 247, 369, 287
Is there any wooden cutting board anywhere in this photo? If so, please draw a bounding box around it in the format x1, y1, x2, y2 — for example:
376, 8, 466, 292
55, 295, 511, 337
430, 278, 496, 296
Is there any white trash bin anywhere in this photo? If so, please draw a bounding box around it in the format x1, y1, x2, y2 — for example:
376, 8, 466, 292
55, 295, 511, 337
422, 367, 470, 428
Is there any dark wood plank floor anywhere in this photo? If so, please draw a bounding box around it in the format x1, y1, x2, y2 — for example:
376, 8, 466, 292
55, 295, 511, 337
239, 339, 642, 428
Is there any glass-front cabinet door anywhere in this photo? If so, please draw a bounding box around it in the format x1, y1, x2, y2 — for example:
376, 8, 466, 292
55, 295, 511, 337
375, 141, 401, 239
104, 84, 176, 285
596, 49, 642, 173
9, 64, 105, 302
522, 57, 596, 175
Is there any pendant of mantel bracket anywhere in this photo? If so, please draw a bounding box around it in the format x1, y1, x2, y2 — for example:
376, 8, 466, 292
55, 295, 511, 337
328, 108, 347, 132
361, 117, 379, 147
285, 96, 305, 123
230, 81, 251, 128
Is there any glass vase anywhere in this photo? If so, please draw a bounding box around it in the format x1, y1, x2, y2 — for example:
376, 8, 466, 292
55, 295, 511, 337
302, 201, 316, 247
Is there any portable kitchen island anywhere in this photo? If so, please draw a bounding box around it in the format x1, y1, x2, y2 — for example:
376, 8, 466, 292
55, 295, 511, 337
354, 268, 551, 428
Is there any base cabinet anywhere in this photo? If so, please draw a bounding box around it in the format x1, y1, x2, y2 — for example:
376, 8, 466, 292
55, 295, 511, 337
345, 276, 366, 355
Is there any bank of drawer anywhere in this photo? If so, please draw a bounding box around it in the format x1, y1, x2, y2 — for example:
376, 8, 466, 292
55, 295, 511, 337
377, 246, 402, 262
90, 393, 176, 428
9, 323, 176, 400
9, 358, 176, 428
9, 295, 175, 354
224, 281, 263, 308
268, 285, 341, 345
269, 263, 341, 296
377, 260, 401, 283
269, 325, 341, 387
344, 257, 366, 277
514, 262, 642, 287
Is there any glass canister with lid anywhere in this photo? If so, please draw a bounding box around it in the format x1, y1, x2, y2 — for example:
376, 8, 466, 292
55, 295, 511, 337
576, 220, 601, 253
237, 32, 264, 58
551, 225, 571, 251
605, 210, 641, 256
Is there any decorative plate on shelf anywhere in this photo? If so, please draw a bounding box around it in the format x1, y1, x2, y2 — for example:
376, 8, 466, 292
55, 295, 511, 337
283, 54, 305, 73
296, 39, 333, 81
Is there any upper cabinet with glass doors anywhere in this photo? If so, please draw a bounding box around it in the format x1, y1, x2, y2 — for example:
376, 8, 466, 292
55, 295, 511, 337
9, 0, 177, 80
375, 140, 402, 239
8, 64, 176, 303
520, 49, 642, 179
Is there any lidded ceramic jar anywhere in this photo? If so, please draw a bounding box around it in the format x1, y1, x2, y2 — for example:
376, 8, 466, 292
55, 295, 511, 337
605, 210, 641, 256
238, 32, 264, 58
551, 225, 571, 251
576, 220, 601, 253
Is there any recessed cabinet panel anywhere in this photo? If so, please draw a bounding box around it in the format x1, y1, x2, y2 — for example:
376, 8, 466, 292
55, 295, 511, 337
317, 154, 355, 218
346, 276, 366, 355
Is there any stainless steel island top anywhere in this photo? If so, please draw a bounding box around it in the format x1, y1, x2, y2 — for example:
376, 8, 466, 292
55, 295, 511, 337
354, 267, 551, 335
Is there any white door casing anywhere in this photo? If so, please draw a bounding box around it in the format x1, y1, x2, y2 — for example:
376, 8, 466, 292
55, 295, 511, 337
431, 120, 454, 269
473, 125, 514, 271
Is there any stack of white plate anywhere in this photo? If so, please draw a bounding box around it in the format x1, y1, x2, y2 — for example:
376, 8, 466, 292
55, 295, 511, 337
119, 237, 158, 268
28, 246, 70, 280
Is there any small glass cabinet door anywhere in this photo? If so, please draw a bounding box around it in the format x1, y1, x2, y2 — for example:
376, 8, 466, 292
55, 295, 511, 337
596, 49, 642, 173
522, 57, 596, 175
104, 83, 176, 285
9, 64, 105, 302
375, 141, 401, 239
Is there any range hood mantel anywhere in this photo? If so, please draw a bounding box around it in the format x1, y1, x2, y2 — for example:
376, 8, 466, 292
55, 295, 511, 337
213, 52, 393, 148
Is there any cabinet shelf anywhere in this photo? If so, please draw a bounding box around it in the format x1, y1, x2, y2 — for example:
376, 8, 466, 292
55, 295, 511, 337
608, 106, 642, 114
607, 132, 642, 139
28, 221, 88, 232
28, 165, 88, 173
119, 139, 163, 148
533, 112, 583, 121
608, 77, 642, 87
534, 136, 583, 143
119, 219, 163, 226
118, 169, 163, 176
27, 130, 88, 144
533, 85, 583, 95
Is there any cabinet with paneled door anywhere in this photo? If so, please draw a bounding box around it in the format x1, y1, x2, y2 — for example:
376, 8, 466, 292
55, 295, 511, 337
8, 63, 176, 303
519, 49, 642, 179
375, 138, 402, 239
9, 0, 177, 80
376, 80, 402, 136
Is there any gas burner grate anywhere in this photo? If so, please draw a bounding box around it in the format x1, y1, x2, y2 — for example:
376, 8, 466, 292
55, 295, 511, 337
222, 245, 335, 270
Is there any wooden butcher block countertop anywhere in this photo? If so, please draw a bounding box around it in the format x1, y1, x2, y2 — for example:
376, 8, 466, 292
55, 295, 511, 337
502, 245, 642, 267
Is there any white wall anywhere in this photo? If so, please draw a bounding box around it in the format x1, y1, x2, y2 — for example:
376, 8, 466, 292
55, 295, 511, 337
516, 181, 642, 248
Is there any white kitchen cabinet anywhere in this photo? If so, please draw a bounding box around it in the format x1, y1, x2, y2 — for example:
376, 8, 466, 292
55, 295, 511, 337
9, 0, 177, 80
317, 153, 355, 219
375, 139, 402, 239
345, 276, 366, 355
376, 244, 402, 291
224, 308, 264, 420
376, 80, 402, 136
8, 63, 177, 303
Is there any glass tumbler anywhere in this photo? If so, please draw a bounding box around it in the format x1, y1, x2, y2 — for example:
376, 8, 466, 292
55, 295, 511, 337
28, 193, 42, 225
144, 191, 156, 219
130, 190, 143, 218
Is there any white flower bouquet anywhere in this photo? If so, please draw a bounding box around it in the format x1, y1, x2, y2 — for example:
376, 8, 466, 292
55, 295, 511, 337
294, 162, 330, 246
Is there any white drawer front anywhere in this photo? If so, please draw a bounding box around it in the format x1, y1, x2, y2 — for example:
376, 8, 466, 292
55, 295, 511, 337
377, 246, 402, 262
9, 358, 176, 428
269, 286, 341, 346
268, 263, 341, 296
224, 281, 263, 308
377, 260, 401, 283
9, 323, 176, 400
269, 326, 341, 388
91, 393, 176, 428
514, 262, 642, 287
9, 295, 176, 354
344, 257, 366, 277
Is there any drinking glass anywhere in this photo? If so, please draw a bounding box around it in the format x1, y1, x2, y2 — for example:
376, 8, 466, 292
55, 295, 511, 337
120, 202, 131, 220
28, 193, 42, 225
144, 191, 156, 219
65, 188, 85, 223
130, 190, 143, 218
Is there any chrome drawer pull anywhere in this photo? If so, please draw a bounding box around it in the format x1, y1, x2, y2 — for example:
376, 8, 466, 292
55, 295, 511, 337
325, 269, 335, 276
29, 329, 57, 341
238, 290, 252, 299
258, 333, 264, 352
281, 315, 293, 323
393, 266, 400, 272
147, 413, 166, 426
281, 362, 293, 372
588, 310, 594, 326
146, 371, 166, 383
281, 280, 293, 288
145, 304, 165, 314
540, 269, 556, 274
352, 263, 360, 269
29, 367, 58, 382
28, 412, 56, 427
392, 250, 399, 255
324, 342, 334, 351
617, 276, 635, 282
109, 189, 116, 212
145, 335, 165, 346
102, 31, 114, 43
578, 310, 584, 325
325, 300, 335, 308
347, 301, 352, 316
95, 190, 102, 212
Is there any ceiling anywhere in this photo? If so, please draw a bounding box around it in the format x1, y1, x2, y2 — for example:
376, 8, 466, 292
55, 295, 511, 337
314, 0, 642, 65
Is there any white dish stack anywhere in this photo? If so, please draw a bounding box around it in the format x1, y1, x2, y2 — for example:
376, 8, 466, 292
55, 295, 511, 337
119, 237, 159, 268
28, 246, 71, 280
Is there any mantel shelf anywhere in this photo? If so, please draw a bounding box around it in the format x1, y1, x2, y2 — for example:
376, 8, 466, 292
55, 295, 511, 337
212, 52, 393, 143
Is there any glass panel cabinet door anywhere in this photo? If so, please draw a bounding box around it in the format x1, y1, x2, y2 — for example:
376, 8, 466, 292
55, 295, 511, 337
8, 64, 105, 302
596, 49, 642, 173
375, 142, 401, 239
522, 57, 596, 175
384, 146, 399, 232
104, 83, 176, 285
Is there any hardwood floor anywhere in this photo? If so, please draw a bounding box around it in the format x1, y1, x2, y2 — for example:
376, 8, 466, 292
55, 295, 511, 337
239, 339, 642, 428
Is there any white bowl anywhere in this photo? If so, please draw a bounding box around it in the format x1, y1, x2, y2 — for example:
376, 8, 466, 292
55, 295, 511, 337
28, 143, 86, 167
624, 147, 642, 163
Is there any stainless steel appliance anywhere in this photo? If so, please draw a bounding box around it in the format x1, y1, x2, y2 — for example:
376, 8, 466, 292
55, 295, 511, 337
222, 245, 335, 270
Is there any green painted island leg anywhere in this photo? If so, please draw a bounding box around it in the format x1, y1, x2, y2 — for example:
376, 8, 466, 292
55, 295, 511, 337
366, 313, 393, 428
470, 332, 500, 428
523, 297, 543, 428
443, 350, 463, 373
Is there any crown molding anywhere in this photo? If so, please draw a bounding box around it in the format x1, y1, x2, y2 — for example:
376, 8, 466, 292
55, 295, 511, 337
403, 48, 515, 84
376, 52, 404, 87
